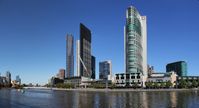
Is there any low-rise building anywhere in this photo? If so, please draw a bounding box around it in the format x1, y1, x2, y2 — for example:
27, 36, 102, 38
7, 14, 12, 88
64, 76, 81, 86
114, 71, 177, 87
115, 73, 143, 87
147, 71, 177, 87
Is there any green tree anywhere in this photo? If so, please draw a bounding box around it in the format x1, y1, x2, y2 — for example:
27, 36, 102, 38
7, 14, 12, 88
178, 79, 188, 88
109, 83, 116, 89
132, 82, 139, 89
165, 81, 173, 88
145, 82, 151, 88
160, 82, 166, 88
192, 80, 198, 88
188, 81, 192, 88
154, 82, 159, 89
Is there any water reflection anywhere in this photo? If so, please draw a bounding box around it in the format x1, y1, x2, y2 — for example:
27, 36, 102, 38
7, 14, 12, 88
0, 89, 199, 108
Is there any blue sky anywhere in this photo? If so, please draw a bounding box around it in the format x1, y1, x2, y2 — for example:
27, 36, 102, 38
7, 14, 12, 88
0, 0, 199, 84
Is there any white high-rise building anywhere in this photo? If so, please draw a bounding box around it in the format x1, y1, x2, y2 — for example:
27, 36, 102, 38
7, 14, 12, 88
76, 40, 80, 77
124, 6, 147, 86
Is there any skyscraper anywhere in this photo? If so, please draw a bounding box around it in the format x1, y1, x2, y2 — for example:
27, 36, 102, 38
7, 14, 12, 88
91, 55, 96, 79
6, 71, 11, 85
16, 75, 21, 85
124, 6, 147, 84
79, 23, 92, 78
66, 34, 74, 78
99, 61, 112, 80
166, 61, 187, 76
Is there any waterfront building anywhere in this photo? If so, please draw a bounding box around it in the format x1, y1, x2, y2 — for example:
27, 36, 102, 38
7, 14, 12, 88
58, 69, 65, 80
124, 6, 147, 86
66, 34, 74, 78
16, 75, 21, 85
91, 55, 96, 79
99, 61, 112, 80
166, 61, 187, 76
115, 73, 142, 87
64, 76, 94, 87
147, 65, 155, 77
177, 76, 199, 85
115, 71, 177, 87
6, 71, 11, 85
50, 77, 64, 86
147, 71, 177, 87
64, 76, 81, 86
79, 23, 92, 78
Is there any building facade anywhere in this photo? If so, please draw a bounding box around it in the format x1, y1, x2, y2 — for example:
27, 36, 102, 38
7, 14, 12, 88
66, 34, 74, 78
6, 71, 11, 85
16, 75, 21, 85
124, 6, 147, 86
147, 71, 177, 87
58, 69, 65, 80
166, 61, 187, 76
80, 23, 92, 78
91, 56, 96, 79
99, 61, 112, 80
115, 73, 142, 87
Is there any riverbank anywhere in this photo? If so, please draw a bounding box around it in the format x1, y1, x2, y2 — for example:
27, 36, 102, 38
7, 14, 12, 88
51, 88, 199, 92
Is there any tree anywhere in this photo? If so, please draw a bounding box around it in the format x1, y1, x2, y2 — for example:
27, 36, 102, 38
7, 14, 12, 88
192, 80, 198, 88
132, 82, 139, 89
145, 82, 150, 89
178, 79, 188, 88
160, 82, 166, 88
109, 83, 116, 89
165, 81, 173, 88
154, 82, 159, 89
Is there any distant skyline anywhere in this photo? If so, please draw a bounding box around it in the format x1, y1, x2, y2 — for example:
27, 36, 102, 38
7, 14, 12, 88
0, 0, 199, 84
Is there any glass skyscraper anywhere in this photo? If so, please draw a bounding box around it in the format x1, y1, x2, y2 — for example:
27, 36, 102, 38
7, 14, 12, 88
124, 6, 147, 84
91, 55, 96, 79
99, 61, 112, 80
166, 61, 187, 76
66, 34, 74, 78
80, 23, 92, 78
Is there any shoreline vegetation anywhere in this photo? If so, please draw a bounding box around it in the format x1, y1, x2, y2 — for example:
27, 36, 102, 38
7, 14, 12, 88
51, 88, 199, 92
43, 82, 199, 92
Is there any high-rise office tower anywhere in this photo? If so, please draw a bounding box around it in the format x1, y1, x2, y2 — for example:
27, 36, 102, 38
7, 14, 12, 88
166, 61, 187, 76
124, 6, 147, 84
99, 61, 112, 80
66, 34, 74, 78
91, 55, 96, 79
79, 23, 92, 78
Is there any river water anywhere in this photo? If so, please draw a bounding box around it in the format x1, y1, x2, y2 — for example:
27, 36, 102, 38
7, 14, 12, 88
0, 88, 199, 108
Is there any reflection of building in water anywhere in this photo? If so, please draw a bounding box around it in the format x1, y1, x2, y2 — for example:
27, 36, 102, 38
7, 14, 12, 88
141, 92, 148, 108
72, 92, 79, 108
108, 93, 118, 108
169, 92, 177, 108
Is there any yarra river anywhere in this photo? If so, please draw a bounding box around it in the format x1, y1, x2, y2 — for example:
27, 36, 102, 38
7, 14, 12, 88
0, 88, 199, 108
